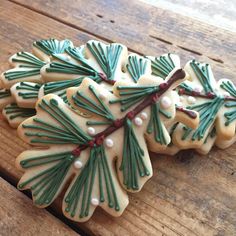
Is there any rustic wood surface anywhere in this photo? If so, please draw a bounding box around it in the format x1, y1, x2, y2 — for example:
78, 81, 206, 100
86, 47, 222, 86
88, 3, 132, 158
0, 177, 79, 236
0, 0, 236, 235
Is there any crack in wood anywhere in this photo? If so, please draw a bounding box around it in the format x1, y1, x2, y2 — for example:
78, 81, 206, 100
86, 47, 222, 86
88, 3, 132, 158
208, 57, 224, 64
177, 45, 202, 56
96, 14, 103, 18
149, 34, 173, 45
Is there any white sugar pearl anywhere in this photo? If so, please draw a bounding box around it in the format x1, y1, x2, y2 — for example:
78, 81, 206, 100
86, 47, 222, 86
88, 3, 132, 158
160, 96, 172, 109
105, 138, 113, 148
66, 55, 71, 61
134, 117, 143, 126
87, 127, 95, 136
194, 85, 202, 93
223, 92, 230, 97
99, 92, 106, 100
140, 112, 148, 120
74, 160, 83, 169
91, 198, 99, 206
187, 96, 196, 104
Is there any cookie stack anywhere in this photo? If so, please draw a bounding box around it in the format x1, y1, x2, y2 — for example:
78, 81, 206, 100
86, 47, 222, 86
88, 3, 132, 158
1, 39, 236, 222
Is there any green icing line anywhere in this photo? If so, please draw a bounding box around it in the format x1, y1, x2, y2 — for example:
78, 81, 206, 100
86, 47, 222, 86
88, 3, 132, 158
224, 101, 236, 125
18, 92, 39, 99
110, 85, 158, 112
46, 46, 99, 80
12, 52, 45, 66
4, 103, 36, 120
46, 53, 100, 82
18, 154, 74, 206
126, 55, 147, 82
4, 52, 45, 81
218, 81, 236, 125
72, 85, 114, 121
44, 77, 84, 103
45, 61, 97, 77
65, 47, 98, 72
149, 53, 175, 79
220, 80, 236, 97
147, 102, 171, 145
33, 39, 73, 55
182, 97, 224, 140
86, 121, 113, 126
0, 89, 11, 99
23, 98, 91, 144
120, 119, 149, 190
4, 70, 41, 81
167, 122, 179, 147
190, 60, 214, 94
16, 82, 41, 99
203, 127, 216, 144
178, 82, 194, 93
64, 145, 120, 218
86, 41, 122, 81
20, 151, 72, 168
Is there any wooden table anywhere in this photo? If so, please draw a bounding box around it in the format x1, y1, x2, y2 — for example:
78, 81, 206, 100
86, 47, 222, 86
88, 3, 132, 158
0, 0, 236, 235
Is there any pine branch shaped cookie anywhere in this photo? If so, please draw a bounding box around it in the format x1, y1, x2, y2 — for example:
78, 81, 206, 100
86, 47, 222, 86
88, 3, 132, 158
16, 69, 187, 222
172, 60, 236, 153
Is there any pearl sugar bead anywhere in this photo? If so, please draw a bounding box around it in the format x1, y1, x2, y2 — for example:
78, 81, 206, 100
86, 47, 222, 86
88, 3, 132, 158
105, 138, 113, 148
91, 198, 99, 206
87, 127, 95, 136
74, 160, 83, 169
187, 96, 196, 104
140, 112, 148, 120
160, 96, 172, 109
134, 117, 143, 126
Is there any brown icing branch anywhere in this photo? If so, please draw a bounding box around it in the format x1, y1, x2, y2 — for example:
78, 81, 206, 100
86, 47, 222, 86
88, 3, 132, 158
99, 72, 116, 85
178, 89, 236, 101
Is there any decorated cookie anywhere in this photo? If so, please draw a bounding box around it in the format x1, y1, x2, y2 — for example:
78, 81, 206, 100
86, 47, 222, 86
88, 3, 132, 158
172, 60, 236, 153
143, 53, 198, 155
16, 68, 186, 222
1, 52, 45, 89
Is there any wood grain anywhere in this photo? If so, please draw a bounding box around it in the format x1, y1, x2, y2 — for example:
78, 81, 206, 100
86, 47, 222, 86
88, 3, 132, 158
0, 177, 79, 236
10, 0, 236, 82
0, 0, 236, 235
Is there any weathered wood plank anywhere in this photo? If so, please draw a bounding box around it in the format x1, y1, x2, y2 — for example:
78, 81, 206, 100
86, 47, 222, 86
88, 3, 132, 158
0, 1, 235, 235
0, 177, 79, 236
10, 0, 236, 81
